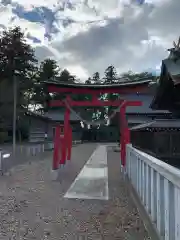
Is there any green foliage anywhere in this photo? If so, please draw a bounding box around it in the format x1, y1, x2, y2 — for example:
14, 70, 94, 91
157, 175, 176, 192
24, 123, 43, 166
0, 26, 37, 81
30, 58, 60, 110
0, 27, 38, 133
0, 26, 156, 134
38, 58, 59, 81
103, 65, 118, 116
92, 72, 100, 83
85, 72, 101, 84
85, 77, 92, 84
104, 65, 117, 84
58, 69, 75, 83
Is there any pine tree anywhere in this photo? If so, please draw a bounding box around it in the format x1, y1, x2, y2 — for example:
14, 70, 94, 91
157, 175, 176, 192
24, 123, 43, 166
38, 58, 59, 82
0, 26, 37, 82
0, 27, 37, 108
0, 26, 38, 139
92, 72, 100, 83
104, 65, 117, 84
0, 27, 37, 114
31, 59, 61, 112
104, 65, 118, 116
58, 69, 75, 83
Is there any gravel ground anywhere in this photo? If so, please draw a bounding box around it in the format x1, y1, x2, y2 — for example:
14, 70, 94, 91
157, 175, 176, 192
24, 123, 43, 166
0, 144, 150, 239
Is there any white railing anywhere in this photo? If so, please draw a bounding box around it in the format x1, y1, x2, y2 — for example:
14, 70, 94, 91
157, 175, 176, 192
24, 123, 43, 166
126, 144, 180, 240
0, 139, 82, 174
0, 143, 48, 174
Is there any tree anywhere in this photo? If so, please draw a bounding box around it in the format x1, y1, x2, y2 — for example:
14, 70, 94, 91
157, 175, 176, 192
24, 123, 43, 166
85, 77, 92, 84
0, 27, 37, 128
50, 69, 76, 104
85, 72, 100, 84
0, 26, 37, 82
58, 69, 75, 83
92, 72, 100, 83
84, 73, 101, 122
30, 58, 60, 111
38, 58, 59, 82
103, 65, 118, 116
0, 26, 38, 142
0, 27, 37, 109
104, 65, 117, 84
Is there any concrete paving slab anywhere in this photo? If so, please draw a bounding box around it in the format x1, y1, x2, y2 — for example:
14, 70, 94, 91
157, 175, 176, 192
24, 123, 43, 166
64, 145, 109, 201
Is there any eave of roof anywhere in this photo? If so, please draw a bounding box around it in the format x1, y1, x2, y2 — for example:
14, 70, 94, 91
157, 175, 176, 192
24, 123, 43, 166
43, 78, 152, 90
25, 111, 53, 122
131, 119, 180, 130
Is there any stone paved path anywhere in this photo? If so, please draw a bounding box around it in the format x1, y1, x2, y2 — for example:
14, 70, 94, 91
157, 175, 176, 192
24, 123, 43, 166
64, 145, 109, 200
0, 143, 150, 239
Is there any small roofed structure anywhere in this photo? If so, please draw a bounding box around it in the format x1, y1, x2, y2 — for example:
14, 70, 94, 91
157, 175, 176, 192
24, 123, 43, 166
0, 107, 54, 144
44, 108, 83, 141
151, 37, 180, 112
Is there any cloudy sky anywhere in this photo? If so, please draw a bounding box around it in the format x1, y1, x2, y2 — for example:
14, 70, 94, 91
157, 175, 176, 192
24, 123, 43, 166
0, 0, 180, 80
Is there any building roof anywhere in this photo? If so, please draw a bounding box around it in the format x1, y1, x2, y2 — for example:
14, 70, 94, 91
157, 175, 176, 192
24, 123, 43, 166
25, 111, 53, 122
119, 94, 169, 114
127, 112, 173, 124
163, 58, 180, 83
44, 78, 152, 90
44, 110, 80, 122
128, 118, 150, 124
151, 53, 180, 111
131, 119, 180, 130
44, 79, 153, 95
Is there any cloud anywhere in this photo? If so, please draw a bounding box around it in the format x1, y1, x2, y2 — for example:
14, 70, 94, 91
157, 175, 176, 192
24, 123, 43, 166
35, 45, 55, 60
1, 0, 180, 79
51, 0, 177, 77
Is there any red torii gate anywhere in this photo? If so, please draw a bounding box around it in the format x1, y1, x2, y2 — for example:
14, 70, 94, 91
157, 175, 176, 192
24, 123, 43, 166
44, 80, 151, 173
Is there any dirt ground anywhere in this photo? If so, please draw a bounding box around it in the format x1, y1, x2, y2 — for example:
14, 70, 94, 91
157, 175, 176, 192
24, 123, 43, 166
0, 143, 150, 239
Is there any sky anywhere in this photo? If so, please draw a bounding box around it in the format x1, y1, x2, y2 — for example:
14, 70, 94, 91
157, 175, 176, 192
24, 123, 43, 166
0, 0, 180, 80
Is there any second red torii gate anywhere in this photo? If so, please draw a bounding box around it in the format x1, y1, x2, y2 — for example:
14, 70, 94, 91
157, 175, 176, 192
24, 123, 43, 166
44, 80, 151, 172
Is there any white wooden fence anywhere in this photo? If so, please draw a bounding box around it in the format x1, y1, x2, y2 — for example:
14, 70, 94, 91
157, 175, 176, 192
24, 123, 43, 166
126, 144, 180, 240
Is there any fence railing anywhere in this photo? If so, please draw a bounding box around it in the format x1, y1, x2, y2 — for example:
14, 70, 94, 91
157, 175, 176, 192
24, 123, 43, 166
0, 139, 82, 175
126, 144, 180, 240
0, 142, 51, 175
